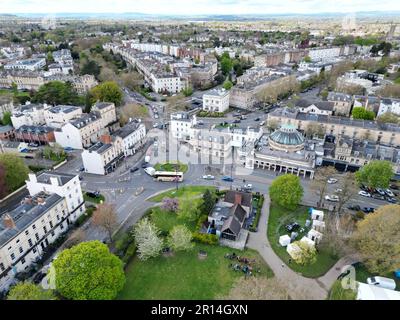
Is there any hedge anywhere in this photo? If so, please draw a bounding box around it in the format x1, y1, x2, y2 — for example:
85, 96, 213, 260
74, 207, 95, 227
249, 194, 264, 232
192, 232, 218, 245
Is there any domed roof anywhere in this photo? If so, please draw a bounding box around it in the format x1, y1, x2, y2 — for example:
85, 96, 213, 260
269, 124, 305, 151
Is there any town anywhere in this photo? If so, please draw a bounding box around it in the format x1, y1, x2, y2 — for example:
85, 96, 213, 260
0, 0, 400, 303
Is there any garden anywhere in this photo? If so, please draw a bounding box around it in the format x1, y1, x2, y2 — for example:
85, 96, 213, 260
267, 203, 338, 278
154, 161, 189, 173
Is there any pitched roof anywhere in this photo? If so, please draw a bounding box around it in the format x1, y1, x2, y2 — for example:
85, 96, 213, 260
221, 216, 241, 236
224, 190, 252, 208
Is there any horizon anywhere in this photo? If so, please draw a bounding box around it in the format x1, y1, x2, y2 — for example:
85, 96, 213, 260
1, 0, 400, 16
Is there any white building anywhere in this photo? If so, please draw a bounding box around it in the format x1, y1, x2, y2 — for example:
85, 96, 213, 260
81, 135, 124, 175
203, 88, 230, 113
4, 58, 46, 71
44, 105, 82, 128
11, 103, 48, 129
114, 121, 146, 156
377, 98, 400, 116
91, 102, 117, 128
308, 47, 341, 62
0, 171, 85, 291
170, 112, 197, 140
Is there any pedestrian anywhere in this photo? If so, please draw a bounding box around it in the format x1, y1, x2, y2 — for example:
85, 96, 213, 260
289, 259, 292, 265
281, 263, 285, 268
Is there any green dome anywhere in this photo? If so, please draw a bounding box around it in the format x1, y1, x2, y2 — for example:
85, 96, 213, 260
269, 124, 305, 151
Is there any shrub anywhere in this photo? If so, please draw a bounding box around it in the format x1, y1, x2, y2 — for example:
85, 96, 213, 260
192, 232, 218, 245
355, 211, 365, 220
74, 207, 94, 227
249, 195, 264, 232
122, 241, 137, 265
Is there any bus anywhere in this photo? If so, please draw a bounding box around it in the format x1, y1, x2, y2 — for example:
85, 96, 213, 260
153, 171, 184, 182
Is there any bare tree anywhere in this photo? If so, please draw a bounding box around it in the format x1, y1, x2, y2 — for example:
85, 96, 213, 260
334, 172, 358, 216
310, 166, 338, 207
62, 229, 86, 249
92, 203, 118, 242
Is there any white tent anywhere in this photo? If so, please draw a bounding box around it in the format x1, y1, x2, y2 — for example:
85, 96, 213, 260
279, 235, 291, 247
307, 229, 323, 244
286, 243, 302, 260
300, 236, 316, 248
310, 209, 324, 221
312, 219, 326, 232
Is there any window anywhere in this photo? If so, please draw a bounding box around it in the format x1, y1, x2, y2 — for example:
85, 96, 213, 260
35, 233, 39, 241
19, 247, 23, 253
43, 226, 47, 234
32, 224, 36, 230
0, 263, 5, 271
21, 257, 26, 265
49, 221, 53, 228
25, 230, 29, 236
10, 253, 15, 260
33, 248, 37, 253
28, 239, 33, 247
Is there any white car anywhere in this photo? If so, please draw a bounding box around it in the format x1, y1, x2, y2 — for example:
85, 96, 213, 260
327, 178, 338, 184
202, 175, 215, 180
243, 183, 253, 190
325, 195, 339, 202
358, 190, 371, 197
153, 123, 159, 128
335, 188, 343, 193
385, 189, 395, 197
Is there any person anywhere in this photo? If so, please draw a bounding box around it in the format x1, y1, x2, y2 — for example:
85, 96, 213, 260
281, 263, 285, 268
289, 258, 292, 265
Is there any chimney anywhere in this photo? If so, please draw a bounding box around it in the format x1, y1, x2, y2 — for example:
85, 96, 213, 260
234, 193, 242, 205
100, 134, 112, 144
28, 173, 37, 183
36, 197, 45, 204
23, 196, 33, 204
3, 214, 16, 229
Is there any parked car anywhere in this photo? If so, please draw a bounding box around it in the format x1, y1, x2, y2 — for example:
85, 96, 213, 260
376, 188, 386, 196
386, 197, 398, 204
325, 195, 339, 202
385, 189, 395, 197
358, 190, 371, 197
202, 175, 215, 180
222, 176, 234, 182
372, 194, 385, 201
254, 117, 260, 121
233, 119, 241, 124
367, 276, 396, 290
390, 184, 399, 190
327, 178, 338, 184
130, 167, 139, 173
335, 188, 343, 193
141, 162, 148, 168
347, 204, 361, 211
28, 142, 39, 147
153, 123, 159, 128
286, 222, 300, 232
242, 183, 253, 191
260, 121, 265, 126
33, 272, 47, 284
362, 207, 375, 213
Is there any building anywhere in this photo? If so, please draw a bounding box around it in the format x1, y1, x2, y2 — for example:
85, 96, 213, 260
14, 125, 55, 145
54, 113, 103, 150
0, 171, 85, 291
377, 98, 400, 116
11, 104, 48, 129
81, 135, 124, 175
44, 105, 83, 128
91, 102, 117, 128
170, 112, 198, 140
0, 96, 14, 119
207, 191, 252, 241
114, 121, 146, 157
296, 99, 334, 116
327, 92, 353, 116
0, 125, 15, 141
203, 88, 230, 113
244, 125, 320, 179
267, 107, 400, 146
4, 58, 46, 71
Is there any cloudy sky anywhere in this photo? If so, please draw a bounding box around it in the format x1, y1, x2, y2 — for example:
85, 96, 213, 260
0, 0, 398, 15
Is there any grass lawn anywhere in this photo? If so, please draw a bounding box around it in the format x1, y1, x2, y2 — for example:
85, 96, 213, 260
150, 206, 197, 233
154, 161, 188, 173
118, 244, 273, 300
267, 203, 339, 278
83, 193, 105, 204
149, 185, 216, 202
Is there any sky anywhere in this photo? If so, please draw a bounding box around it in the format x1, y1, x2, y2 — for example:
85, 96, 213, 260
0, 0, 399, 15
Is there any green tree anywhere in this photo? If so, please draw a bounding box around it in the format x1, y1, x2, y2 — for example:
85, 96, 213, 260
91, 81, 123, 107
291, 240, 317, 265
46, 51, 54, 64
178, 196, 201, 222
351, 107, 375, 120
167, 225, 193, 252
182, 86, 193, 97
7, 282, 56, 300
304, 56, 312, 63
81, 59, 101, 78
352, 204, 400, 274
222, 79, 233, 90
377, 112, 400, 124
355, 160, 394, 189
269, 174, 303, 210
32, 81, 81, 105
53, 241, 125, 300
0, 153, 29, 192
200, 189, 216, 214
221, 56, 233, 75
1, 111, 12, 126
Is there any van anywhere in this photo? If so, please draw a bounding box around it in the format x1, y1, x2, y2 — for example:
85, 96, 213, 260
144, 167, 156, 176
367, 276, 396, 290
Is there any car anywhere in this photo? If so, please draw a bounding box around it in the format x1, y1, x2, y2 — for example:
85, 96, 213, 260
390, 184, 399, 190
327, 178, 338, 184
358, 190, 371, 197
372, 194, 385, 201
325, 195, 339, 202
153, 123, 159, 128
233, 119, 241, 124
28, 142, 39, 147
242, 183, 253, 191
76, 166, 85, 172
78, 174, 83, 181
362, 207, 375, 213
367, 276, 397, 290
386, 197, 398, 204
376, 188, 386, 196
222, 176, 234, 182
260, 121, 265, 126
33, 272, 47, 284
385, 189, 395, 197
286, 222, 300, 232
347, 204, 361, 211
141, 162, 148, 168
197, 120, 204, 125
202, 175, 215, 180
254, 117, 260, 121
130, 167, 139, 173
335, 188, 343, 193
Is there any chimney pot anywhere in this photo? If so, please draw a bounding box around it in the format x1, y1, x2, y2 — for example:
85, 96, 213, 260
234, 193, 242, 205
3, 214, 16, 229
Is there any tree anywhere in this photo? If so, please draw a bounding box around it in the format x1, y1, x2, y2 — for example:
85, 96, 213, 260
304, 56, 312, 63
167, 225, 193, 252
266, 119, 279, 132
92, 203, 118, 242
46, 51, 54, 64
222, 79, 233, 90
355, 160, 394, 189
291, 240, 317, 265
161, 197, 179, 212
132, 217, 163, 261
182, 86, 193, 97
269, 174, 303, 210
377, 112, 400, 124
328, 280, 357, 300
32, 81, 81, 106
0, 153, 29, 192
1, 111, 12, 126
81, 59, 101, 78
352, 204, 400, 274
91, 81, 123, 107
334, 172, 358, 216
305, 122, 324, 138
177, 196, 201, 222
310, 166, 337, 207
200, 189, 216, 214
376, 84, 400, 99
220, 56, 233, 75
7, 282, 56, 300
53, 241, 125, 300
62, 229, 86, 249
351, 107, 375, 120
0, 163, 7, 198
